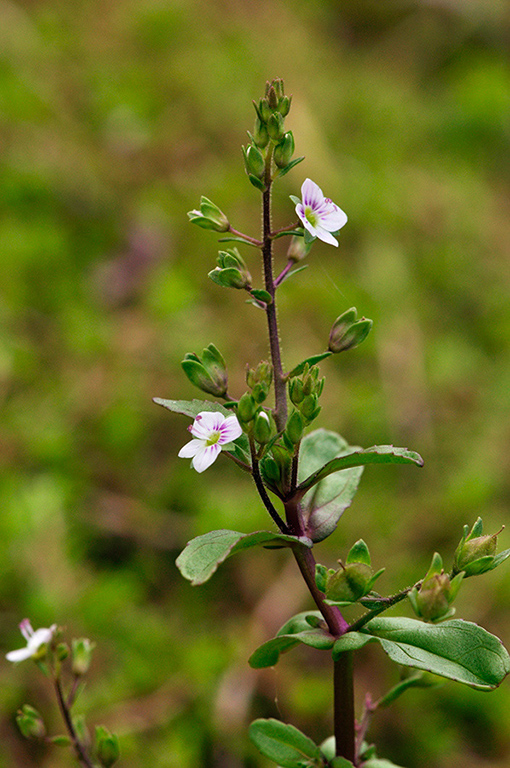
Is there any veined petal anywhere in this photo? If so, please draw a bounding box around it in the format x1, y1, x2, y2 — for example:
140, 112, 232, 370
321, 206, 347, 231
178, 439, 202, 458
301, 178, 323, 209
192, 443, 221, 472
218, 415, 242, 443
190, 411, 224, 438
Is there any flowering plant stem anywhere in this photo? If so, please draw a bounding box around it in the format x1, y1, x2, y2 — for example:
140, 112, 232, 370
53, 675, 96, 768
259, 147, 354, 761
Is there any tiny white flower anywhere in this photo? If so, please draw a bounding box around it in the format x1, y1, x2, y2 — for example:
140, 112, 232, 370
295, 178, 347, 247
6, 619, 57, 663
178, 411, 243, 473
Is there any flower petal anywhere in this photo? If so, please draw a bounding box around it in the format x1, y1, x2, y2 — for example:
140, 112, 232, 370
6, 647, 33, 663
178, 439, 202, 458
190, 411, 224, 439
315, 226, 339, 246
192, 443, 221, 472
320, 205, 347, 232
27, 627, 54, 651
218, 415, 243, 444
301, 178, 323, 209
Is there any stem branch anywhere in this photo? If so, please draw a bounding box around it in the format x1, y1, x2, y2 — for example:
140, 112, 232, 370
53, 676, 96, 768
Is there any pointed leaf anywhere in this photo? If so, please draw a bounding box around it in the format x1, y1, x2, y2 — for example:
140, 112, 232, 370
298, 430, 364, 542
336, 617, 510, 690
488, 548, 510, 570
249, 719, 321, 768
362, 760, 407, 768
288, 352, 332, 378
296, 445, 424, 496
153, 398, 250, 464
276, 156, 305, 178
249, 611, 334, 668
333, 632, 376, 655
176, 529, 311, 585
217, 235, 261, 248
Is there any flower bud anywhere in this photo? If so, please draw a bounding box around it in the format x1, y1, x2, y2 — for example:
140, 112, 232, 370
16, 705, 46, 740
237, 392, 258, 424
251, 382, 268, 403
285, 410, 304, 445
187, 196, 229, 232
453, 518, 504, 576
326, 562, 373, 603
260, 455, 280, 486
181, 344, 228, 397
72, 638, 95, 676
259, 97, 272, 123
95, 726, 120, 768
274, 132, 295, 169
299, 393, 320, 422
244, 144, 265, 179
267, 84, 279, 110
267, 112, 285, 142
246, 360, 273, 390
286, 235, 312, 263
289, 378, 304, 406
278, 94, 292, 117
253, 411, 273, 445
253, 117, 269, 148
329, 308, 373, 353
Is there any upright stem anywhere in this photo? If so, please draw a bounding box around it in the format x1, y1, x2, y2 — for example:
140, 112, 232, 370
53, 676, 96, 768
261, 152, 287, 432
292, 545, 349, 637
334, 652, 356, 762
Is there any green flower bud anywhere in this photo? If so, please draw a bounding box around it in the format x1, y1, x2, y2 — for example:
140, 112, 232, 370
286, 235, 312, 263
267, 84, 278, 110
253, 411, 273, 445
259, 97, 272, 123
329, 308, 373, 353
251, 382, 268, 403
289, 378, 304, 406
253, 117, 269, 148
56, 642, 69, 661
209, 266, 251, 290
260, 455, 280, 486
237, 392, 258, 424
244, 144, 265, 179
299, 393, 320, 422
285, 410, 304, 445
187, 196, 229, 232
453, 518, 504, 576
181, 344, 228, 397
267, 112, 285, 142
274, 132, 295, 169
278, 94, 292, 117
409, 553, 464, 622
72, 637, 95, 676
246, 360, 273, 390
16, 705, 46, 740
95, 726, 120, 768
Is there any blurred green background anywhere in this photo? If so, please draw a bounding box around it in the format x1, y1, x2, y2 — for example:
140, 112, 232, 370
1, 0, 510, 766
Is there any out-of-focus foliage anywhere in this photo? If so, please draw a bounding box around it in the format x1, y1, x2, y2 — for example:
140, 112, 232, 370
1, 0, 509, 766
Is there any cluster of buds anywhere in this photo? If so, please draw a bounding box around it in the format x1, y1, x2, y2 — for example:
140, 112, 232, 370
328, 307, 373, 354
284, 364, 324, 449
452, 517, 506, 577
181, 344, 229, 398
316, 540, 384, 604
409, 553, 464, 622
208, 247, 252, 291
237, 362, 275, 445
187, 196, 229, 232
244, 78, 299, 190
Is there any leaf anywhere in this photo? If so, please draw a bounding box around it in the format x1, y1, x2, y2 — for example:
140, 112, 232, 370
288, 352, 332, 378
217, 235, 261, 248
488, 547, 510, 570
176, 529, 312, 585
333, 617, 510, 691
297, 430, 364, 542
249, 611, 334, 668
250, 288, 272, 304
296, 445, 424, 496
271, 229, 304, 241
377, 672, 438, 708
153, 398, 250, 464
362, 759, 407, 768
249, 719, 322, 768
276, 156, 305, 178
333, 632, 376, 654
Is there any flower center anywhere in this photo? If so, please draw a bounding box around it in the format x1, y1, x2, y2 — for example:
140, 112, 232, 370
205, 430, 221, 446
304, 205, 318, 228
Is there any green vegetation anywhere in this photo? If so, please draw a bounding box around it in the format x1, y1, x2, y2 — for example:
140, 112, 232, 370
1, 1, 509, 766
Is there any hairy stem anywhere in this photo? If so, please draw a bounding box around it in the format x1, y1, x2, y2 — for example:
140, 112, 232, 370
261, 150, 287, 432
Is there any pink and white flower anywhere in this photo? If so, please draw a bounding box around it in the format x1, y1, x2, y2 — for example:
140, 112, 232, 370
178, 411, 243, 473
6, 619, 57, 663
294, 178, 347, 247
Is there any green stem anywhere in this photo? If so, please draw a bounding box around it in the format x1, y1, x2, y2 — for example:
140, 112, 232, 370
350, 583, 419, 633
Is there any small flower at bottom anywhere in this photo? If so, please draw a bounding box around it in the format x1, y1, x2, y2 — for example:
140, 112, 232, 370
293, 178, 347, 247
178, 411, 242, 473
6, 619, 57, 662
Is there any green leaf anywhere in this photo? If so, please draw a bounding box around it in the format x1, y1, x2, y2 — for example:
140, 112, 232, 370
153, 398, 250, 464
296, 445, 424, 497
488, 547, 510, 570
362, 760, 407, 768
276, 156, 305, 178
249, 718, 322, 768
297, 430, 364, 542
250, 288, 272, 304
217, 235, 261, 248
333, 617, 510, 690
288, 352, 332, 378
176, 530, 312, 585
271, 229, 304, 241
377, 672, 437, 708
333, 632, 376, 655
249, 611, 334, 668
